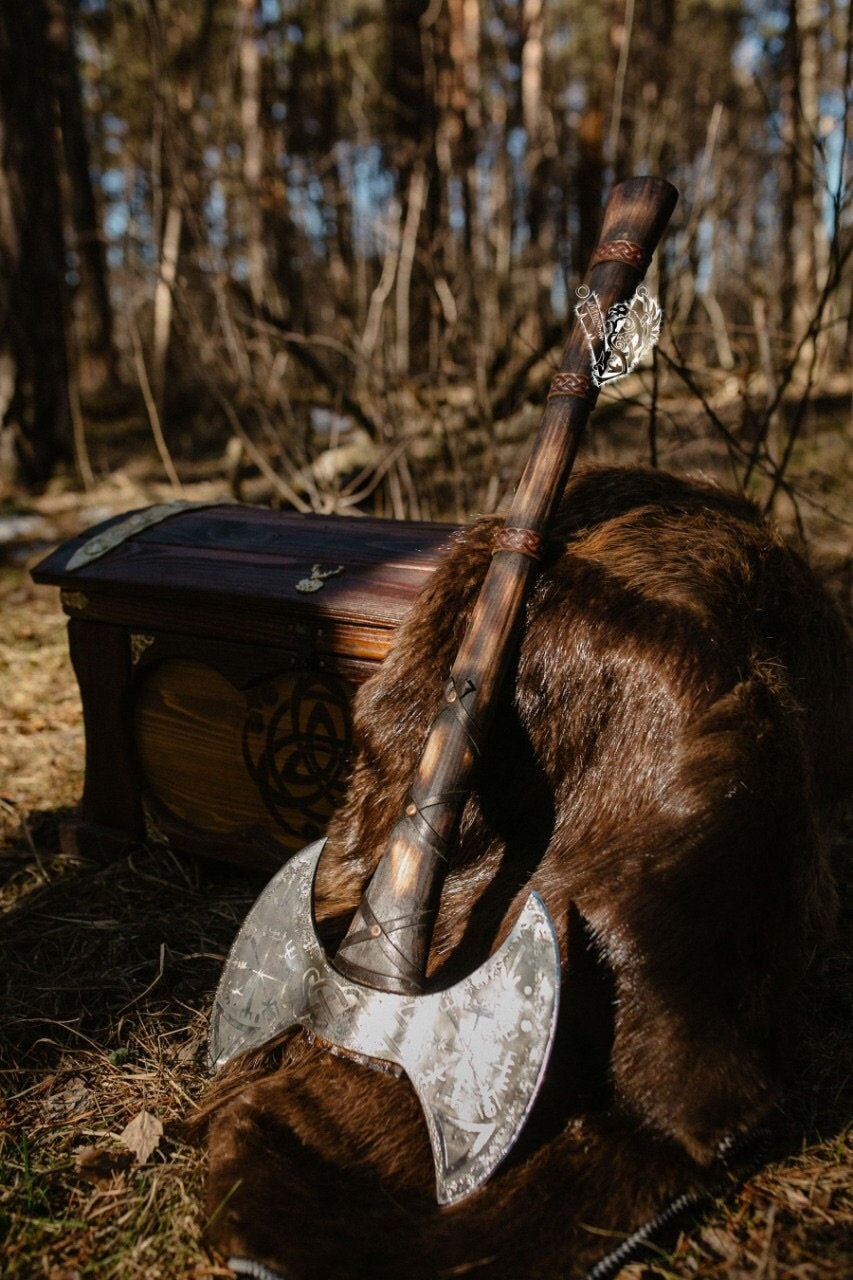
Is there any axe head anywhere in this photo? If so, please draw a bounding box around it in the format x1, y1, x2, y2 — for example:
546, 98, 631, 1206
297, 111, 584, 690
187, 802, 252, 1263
210, 839, 561, 1205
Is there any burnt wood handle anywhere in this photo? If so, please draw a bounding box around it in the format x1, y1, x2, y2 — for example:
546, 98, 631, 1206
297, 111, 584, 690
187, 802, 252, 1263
335, 177, 678, 994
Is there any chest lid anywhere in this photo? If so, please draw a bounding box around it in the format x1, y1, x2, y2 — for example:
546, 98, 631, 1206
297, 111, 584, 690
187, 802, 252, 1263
32, 501, 461, 654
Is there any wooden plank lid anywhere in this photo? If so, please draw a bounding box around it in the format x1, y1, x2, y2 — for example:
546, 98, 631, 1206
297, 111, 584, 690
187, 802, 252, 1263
32, 502, 461, 649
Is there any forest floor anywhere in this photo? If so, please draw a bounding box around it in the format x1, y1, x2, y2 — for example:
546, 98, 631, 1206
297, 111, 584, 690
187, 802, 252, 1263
0, 433, 850, 1279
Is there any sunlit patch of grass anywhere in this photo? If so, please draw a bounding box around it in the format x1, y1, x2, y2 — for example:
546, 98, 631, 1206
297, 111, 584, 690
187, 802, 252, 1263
0, 1131, 211, 1278
1, 1007, 220, 1278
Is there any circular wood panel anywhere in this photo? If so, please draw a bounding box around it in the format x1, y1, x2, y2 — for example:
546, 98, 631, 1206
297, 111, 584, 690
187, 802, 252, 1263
133, 658, 354, 848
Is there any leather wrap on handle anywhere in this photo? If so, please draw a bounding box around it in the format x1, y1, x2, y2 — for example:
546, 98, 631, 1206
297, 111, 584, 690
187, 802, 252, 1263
335, 177, 678, 995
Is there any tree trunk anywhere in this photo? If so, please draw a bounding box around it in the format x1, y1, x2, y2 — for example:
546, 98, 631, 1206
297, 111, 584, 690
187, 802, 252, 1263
0, 0, 73, 488
150, 0, 218, 413
576, 101, 605, 272
385, 0, 439, 375
45, 0, 118, 400
239, 0, 265, 310
519, 0, 555, 346
780, 0, 827, 350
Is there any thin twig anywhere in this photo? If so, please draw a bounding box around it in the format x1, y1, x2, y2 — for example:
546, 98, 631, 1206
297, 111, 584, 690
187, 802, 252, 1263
128, 309, 183, 492
606, 0, 635, 170
205, 380, 312, 513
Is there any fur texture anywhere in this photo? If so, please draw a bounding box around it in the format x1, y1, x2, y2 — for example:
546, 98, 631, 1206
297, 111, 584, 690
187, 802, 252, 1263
199, 466, 851, 1279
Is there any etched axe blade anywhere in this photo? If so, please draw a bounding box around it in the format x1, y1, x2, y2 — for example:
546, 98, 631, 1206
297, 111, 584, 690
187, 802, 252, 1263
210, 840, 561, 1205
209, 177, 678, 1202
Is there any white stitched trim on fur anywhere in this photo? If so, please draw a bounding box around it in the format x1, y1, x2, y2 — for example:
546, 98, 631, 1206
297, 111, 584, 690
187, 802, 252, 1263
228, 1258, 289, 1280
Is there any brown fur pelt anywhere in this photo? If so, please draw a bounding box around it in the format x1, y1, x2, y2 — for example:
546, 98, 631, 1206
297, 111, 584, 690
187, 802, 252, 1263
198, 466, 851, 1280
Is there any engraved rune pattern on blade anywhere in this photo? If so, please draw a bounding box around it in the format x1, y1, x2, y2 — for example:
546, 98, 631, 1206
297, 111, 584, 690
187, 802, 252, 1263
209, 839, 561, 1205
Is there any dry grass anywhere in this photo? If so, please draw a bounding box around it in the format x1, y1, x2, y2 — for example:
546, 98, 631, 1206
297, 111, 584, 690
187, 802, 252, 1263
1, 552, 263, 1278
0, 483, 850, 1280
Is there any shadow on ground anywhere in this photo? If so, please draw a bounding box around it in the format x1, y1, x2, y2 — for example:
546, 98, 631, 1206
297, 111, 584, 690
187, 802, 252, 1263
0, 811, 270, 1077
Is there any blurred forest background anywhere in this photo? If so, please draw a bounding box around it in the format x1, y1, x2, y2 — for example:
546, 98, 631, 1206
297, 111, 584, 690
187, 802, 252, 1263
0, 0, 850, 550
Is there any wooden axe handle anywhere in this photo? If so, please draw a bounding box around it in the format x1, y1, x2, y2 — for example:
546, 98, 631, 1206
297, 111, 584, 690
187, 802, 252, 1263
335, 177, 678, 995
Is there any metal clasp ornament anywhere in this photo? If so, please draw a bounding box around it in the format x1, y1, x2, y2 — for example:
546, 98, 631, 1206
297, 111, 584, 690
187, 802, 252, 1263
575, 283, 663, 386
295, 564, 345, 594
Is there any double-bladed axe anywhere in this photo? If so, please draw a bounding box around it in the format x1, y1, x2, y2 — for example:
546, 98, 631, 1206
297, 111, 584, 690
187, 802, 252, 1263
210, 177, 678, 1205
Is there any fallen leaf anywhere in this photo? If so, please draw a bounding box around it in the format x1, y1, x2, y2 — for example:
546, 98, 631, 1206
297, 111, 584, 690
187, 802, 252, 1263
120, 1109, 164, 1163
701, 1225, 741, 1262
74, 1145, 132, 1185
46, 1075, 93, 1119
176, 1033, 204, 1065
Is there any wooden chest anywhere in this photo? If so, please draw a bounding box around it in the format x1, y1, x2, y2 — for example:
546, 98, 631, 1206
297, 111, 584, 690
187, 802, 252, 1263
32, 501, 458, 870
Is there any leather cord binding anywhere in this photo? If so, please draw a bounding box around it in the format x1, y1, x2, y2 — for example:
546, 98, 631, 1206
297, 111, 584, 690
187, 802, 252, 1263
335, 892, 432, 987
493, 527, 544, 560
590, 237, 649, 272
546, 371, 595, 402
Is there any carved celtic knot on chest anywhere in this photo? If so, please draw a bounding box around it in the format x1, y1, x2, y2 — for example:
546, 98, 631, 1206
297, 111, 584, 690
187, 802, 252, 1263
241, 672, 354, 842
